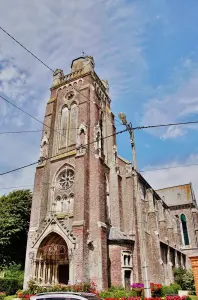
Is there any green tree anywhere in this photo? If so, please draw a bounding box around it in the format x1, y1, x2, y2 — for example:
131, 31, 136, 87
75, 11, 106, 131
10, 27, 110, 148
174, 267, 195, 291
0, 189, 32, 268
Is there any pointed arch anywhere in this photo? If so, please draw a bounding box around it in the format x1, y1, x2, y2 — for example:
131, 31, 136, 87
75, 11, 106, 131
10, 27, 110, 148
35, 232, 69, 285
69, 103, 78, 146
60, 106, 69, 148
181, 214, 190, 245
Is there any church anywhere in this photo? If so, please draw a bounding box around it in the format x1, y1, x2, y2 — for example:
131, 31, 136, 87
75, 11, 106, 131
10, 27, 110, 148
24, 56, 198, 290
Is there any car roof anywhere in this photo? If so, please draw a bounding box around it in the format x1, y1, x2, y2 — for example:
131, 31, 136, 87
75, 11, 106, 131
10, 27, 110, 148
31, 292, 97, 299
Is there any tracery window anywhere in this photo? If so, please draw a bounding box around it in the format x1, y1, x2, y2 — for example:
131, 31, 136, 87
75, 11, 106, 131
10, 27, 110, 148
54, 194, 74, 214
59, 102, 78, 148
57, 168, 74, 190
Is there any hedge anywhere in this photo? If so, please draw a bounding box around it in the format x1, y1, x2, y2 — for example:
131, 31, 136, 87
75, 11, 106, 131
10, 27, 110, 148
0, 278, 23, 295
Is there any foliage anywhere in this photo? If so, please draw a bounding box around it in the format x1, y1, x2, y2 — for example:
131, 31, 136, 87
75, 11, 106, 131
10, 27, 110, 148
4, 263, 24, 283
0, 293, 6, 300
100, 286, 138, 299
4, 295, 16, 300
18, 280, 98, 297
161, 284, 181, 297
0, 278, 22, 295
0, 190, 32, 268
174, 268, 195, 291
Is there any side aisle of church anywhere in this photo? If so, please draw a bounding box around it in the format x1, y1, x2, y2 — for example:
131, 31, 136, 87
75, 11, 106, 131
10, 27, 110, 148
24, 56, 198, 290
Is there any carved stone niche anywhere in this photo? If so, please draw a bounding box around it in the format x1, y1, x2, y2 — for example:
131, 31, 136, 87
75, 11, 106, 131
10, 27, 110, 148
94, 122, 102, 157
76, 123, 88, 156
126, 163, 132, 177
39, 132, 49, 162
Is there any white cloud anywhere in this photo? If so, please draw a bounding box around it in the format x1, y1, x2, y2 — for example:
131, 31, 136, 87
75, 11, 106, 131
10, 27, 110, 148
0, 0, 151, 193
142, 60, 198, 138
142, 154, 198, 199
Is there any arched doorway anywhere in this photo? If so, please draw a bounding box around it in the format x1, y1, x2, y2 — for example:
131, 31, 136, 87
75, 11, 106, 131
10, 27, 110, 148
34, 233, 69, 285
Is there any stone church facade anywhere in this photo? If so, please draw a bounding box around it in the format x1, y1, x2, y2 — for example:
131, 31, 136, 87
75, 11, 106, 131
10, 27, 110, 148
24, 56, 198, 290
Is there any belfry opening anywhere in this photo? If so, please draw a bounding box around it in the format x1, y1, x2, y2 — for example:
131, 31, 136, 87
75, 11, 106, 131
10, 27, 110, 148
34, 233, 69, 285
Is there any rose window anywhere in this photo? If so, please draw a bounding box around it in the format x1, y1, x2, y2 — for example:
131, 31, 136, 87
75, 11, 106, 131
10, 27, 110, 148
58, 168, 74, 189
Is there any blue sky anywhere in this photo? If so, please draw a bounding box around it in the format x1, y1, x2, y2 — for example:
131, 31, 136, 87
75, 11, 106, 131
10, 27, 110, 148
0, 0, 198, 197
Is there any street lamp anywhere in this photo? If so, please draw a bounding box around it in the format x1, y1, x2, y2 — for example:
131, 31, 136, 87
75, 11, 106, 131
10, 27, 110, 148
118, 113, 151, 298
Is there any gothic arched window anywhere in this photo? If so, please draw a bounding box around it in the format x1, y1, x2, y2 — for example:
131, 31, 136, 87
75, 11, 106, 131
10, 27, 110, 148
69, 103, 78, 146
181, 214, 190, 246
55, 196, 62, 212
59, 102, 78, 149
60, 106, 69, 148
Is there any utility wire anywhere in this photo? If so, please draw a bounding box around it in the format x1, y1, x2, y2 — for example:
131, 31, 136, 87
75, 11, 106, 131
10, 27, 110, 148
0, 25, 123, 125
0, 124, 122, 135
2, 161, 198, 190
0, 26, 55, 72
2, 26, 198, 132
0, 94, 68, 140
0, 128, 127, 176
133, 120, 198, 130
140, 162, 198, 173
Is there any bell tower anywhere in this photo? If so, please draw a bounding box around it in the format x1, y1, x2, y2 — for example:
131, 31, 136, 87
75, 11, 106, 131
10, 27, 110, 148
24, 56, 115, 289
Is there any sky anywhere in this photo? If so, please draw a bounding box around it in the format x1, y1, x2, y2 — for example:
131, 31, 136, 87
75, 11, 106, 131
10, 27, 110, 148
0, 0, 198, 198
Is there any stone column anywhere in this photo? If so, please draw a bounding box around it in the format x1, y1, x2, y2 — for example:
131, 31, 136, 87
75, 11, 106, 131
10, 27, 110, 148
38, 260, 41, 283
43, 262, 46, 284
167, 247, 174, 284
32, 260, 36, 279
52, 263, 55, 284
47, 263, 51, 284
55, 263, 58, 284
189, 253, 198, 297
147, 188, 155, 212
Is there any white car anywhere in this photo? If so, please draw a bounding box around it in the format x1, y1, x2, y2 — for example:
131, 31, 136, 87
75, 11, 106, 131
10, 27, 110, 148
30, 292, 101, 300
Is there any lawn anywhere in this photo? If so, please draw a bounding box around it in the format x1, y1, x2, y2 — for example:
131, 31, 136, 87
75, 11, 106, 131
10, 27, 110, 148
5, 296, 16, 300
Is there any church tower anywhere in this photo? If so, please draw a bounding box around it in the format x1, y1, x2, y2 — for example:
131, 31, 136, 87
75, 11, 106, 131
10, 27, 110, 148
24, 56, 115, 289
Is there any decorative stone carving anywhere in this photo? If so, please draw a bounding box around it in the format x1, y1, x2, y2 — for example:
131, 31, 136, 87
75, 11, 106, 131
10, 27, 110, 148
146, 188, 155, 212
94, 123, 102, 157
71, 56, 95, 73
76, 123, 88, 156
57, 168, 74, 190
51, 69, 64, 88
126, 164, 132, 177
40, 132, 49, 160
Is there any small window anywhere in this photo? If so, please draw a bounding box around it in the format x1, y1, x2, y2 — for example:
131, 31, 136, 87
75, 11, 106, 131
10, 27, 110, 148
122, 251, 132, 267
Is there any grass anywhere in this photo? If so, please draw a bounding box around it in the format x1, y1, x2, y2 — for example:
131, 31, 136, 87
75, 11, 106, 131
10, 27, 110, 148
5, 296, 16, 300
189, 296, 197, 300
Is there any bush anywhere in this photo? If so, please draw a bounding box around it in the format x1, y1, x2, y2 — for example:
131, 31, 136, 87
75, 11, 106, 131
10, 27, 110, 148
0, 293, 6, 300
174, 268, 195, 291
99, 287, 138, 299
0, 278, 22, 295
170, 283, 181, 294
161, 285, 175, 296
4, 264, 24, 288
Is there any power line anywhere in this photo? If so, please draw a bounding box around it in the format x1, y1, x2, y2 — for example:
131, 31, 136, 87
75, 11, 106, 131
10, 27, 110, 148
2, 161, 198, 190
0, 25, 124, 125
0, 127, 127, 176
140, 162, 198, 173
0, 185, 33, 190
0, 123, 122, 135
133, 120, 198, 130
0, 26, 55, 72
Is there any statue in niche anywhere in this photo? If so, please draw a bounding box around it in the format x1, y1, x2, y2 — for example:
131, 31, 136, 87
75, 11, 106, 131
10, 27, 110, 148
76, 123, 87, 155
94, 123, 101, 156
40, 132, 49, 160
